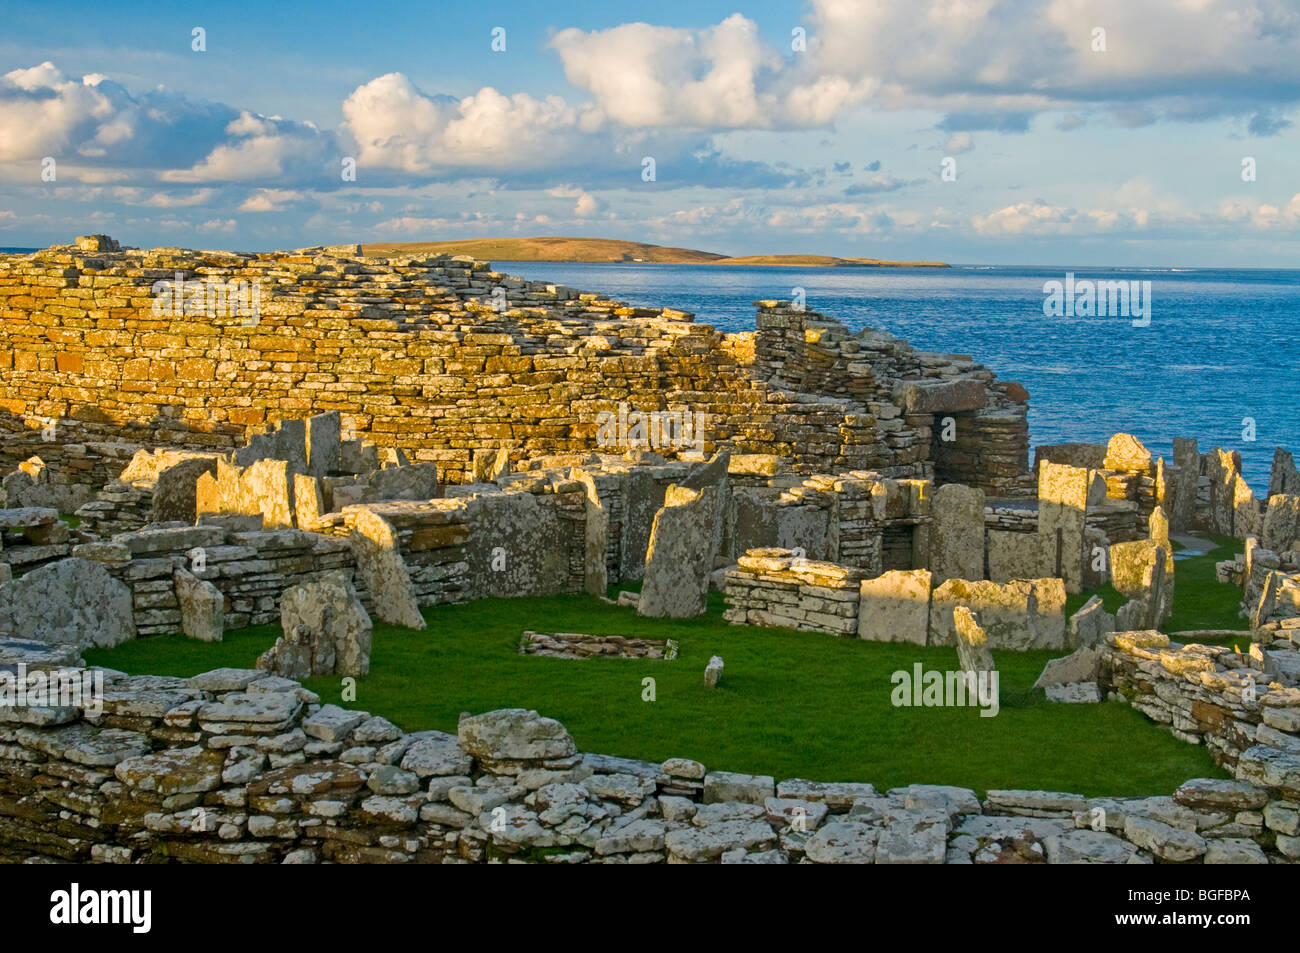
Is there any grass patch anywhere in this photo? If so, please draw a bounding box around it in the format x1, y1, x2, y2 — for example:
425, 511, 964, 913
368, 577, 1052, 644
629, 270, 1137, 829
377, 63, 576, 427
88, 587, 1226, 797
1162, 534, 1247, 635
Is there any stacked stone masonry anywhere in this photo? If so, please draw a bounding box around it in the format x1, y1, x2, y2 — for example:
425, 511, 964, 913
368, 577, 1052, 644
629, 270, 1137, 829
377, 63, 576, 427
0, 239, 1029, 491
0, 644, 1297, 864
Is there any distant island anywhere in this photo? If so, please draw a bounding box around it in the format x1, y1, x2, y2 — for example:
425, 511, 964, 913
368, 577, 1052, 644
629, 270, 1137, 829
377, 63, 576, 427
360, 236, 948, 268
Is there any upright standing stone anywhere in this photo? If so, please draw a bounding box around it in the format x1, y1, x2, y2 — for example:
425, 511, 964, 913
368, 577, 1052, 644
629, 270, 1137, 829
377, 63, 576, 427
858, 569, 931, 645
263, 571, 372, 677
174, 568, 225, 642
240, 459, 295, 529
1154, 456, 1171, 508
305, 411, 341, 478
953, 606, 995, 675
1148, 505, 1170, 549
1206, 448, 1240, 536
986, 530, 1049, 584
1270, 447, 1300, 498
1172, 437, 1199, 532
293, 474, 327, 531
349, 508, 425, 629
704, 656, 724, 688
639, 454, 728, 619
1066, 594, 1115, 649
638, 485, 719, 618
929, 483, 985, 584
1233, 474, 1259, 542
1037, 462, 1089, 594
575, 470, 609, 598
1261, 495, 1300, 553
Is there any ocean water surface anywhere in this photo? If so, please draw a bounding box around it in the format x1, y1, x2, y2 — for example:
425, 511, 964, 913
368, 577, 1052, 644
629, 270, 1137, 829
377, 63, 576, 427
496, 261, 1299, 489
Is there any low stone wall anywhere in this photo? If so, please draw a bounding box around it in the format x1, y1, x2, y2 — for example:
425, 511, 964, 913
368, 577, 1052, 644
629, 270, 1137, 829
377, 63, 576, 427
0, 648, 1295, 864
722, 548, 1066, 649
1099, 629, 1300, 771
721, 551, 865, 635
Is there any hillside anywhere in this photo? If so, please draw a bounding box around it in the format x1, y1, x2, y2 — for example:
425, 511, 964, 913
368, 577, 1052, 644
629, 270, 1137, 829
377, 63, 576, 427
361, 237, 948, 267
360, 236, 727, 264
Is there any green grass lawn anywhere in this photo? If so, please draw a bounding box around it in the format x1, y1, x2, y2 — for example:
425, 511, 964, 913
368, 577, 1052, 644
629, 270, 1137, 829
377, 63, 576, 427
88, 583, 1229, 797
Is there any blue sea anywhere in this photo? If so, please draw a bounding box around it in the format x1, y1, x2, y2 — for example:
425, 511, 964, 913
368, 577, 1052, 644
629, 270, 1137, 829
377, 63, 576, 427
495, 262, 1299, 489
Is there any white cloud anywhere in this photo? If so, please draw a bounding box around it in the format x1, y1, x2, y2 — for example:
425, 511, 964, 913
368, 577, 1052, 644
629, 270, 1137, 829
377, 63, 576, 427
341, 73, 603, 173
239, 188, 304, 212
551, 14, 873, 129
943, 132, 974, 155
549, 185, 604, 217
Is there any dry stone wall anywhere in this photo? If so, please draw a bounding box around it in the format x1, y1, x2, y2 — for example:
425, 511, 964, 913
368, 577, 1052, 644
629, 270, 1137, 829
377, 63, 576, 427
0, 238, 1030, 491
0, 641, 1296, 864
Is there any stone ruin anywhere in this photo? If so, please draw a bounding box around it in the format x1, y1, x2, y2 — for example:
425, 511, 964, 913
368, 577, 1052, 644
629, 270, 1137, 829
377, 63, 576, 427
1, 237, 1299, 863
0, 647, 1296, 864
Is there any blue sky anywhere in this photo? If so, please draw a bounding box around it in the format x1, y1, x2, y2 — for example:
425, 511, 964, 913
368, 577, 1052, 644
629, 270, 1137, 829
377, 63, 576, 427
2, 0, 1299, 265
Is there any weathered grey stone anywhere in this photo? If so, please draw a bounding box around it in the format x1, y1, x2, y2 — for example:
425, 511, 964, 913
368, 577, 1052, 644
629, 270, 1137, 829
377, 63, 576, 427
703, 655, 724, 688
1123, 814, 1206, 861
803, 821, 879, 863
1173, 778, 1268, 812
665, 819, 776, 863
953, 606, 995, 675
858, 569, 931, 644
1038, 461, 1090, 594
929, 484, 984, 584
987, 530, 1050, 584
260, 571, 371, 678
1206, 448, 1241, 536
362, 463, 440, 503
152, 457, 218, 523
458, 709, 576, 762
349, 508, 424, 630
703, 770, 775, 805
174, 568, 224, 643
638, 456, 728, 618
1262, 495, 1300, 553
1044, 682, 1101, 703
1043, 828, 1140, 864
1033, 645, 1101, 689
305, 411, 341, 478
1172, 437, 1199, 532
574, 470, 608, 598
301, 704, 365, 743
0, 557, 136, 650
115, 745, 225, 795
1067, 594, 1115, 649
1270, 447, 1300, 498
776, 779, 878, 810
400, 731, 473, 777
930, 577, 1063, 650
875, 810, 949, 864
1204, 838, 1268, 864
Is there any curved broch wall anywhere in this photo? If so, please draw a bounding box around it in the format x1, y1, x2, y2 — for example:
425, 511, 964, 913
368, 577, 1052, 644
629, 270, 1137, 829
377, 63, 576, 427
0, 237, 1030, 493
